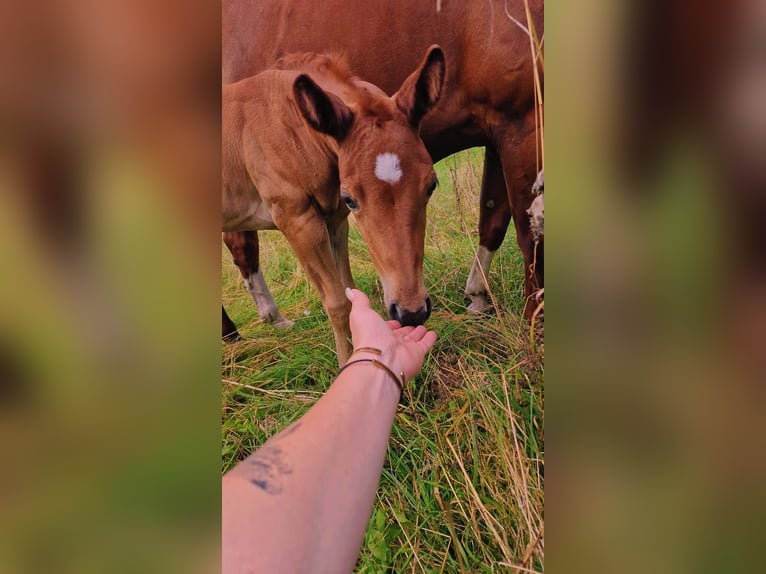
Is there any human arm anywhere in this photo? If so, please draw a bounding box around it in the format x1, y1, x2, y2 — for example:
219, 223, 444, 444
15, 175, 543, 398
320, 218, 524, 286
222, 288, 437, 574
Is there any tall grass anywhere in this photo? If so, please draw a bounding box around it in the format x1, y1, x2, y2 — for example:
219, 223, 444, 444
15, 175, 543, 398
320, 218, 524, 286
222, 149, 544, 572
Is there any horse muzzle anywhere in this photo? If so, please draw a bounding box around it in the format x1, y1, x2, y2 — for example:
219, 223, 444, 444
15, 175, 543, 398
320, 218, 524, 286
389, 296, 432, 326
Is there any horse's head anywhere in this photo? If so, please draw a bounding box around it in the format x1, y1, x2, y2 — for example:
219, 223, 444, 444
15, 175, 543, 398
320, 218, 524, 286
293, 46, 445, 326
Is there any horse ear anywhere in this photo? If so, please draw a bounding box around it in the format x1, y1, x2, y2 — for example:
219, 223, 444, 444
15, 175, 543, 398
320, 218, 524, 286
393, 45, 445, 128
293, 74, 354, 141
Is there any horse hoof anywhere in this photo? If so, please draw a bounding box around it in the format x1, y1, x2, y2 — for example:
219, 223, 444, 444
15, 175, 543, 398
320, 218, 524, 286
466, 295, 492, 314
261, 308, 294, 328
222, 331, 242, 342
272, 318, 295, 329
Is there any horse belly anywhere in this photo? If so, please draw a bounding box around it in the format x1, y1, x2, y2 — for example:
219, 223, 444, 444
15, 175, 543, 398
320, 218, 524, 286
222, 192, 277, 232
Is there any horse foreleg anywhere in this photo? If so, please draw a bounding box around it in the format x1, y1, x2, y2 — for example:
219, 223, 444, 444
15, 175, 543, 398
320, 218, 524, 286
328, 214, 355, 292
223, 230, 293, 329
465, 145, 512, 312
498, 113, 543, 320
277, 212, 352, 366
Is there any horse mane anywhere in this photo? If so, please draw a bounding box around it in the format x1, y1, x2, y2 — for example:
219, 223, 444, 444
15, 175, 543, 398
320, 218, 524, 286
274, 52, 356, 84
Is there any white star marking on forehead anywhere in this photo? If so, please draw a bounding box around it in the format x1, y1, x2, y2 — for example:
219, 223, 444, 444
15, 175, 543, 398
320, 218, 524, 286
374, 153, 403, 184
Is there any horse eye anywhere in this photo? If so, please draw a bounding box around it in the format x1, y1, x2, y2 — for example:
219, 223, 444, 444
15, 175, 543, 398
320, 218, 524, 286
342, 193, 359, 211
427, 179, 438, 198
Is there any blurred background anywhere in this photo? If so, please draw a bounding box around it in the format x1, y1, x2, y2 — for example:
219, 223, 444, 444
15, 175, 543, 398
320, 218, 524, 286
1, 0, 765, 571
1, 1, 221, 572
549, 0, 766, 571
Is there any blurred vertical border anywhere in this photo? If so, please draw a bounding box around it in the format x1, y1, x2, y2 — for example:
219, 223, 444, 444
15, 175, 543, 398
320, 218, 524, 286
4, 0, 766, 571
549, 0, 766, 572
0, 1, 221, 572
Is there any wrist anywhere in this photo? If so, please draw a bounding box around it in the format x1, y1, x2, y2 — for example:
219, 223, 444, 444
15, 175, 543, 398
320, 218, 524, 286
351, 347, 405, 382
339, 348, 406, 399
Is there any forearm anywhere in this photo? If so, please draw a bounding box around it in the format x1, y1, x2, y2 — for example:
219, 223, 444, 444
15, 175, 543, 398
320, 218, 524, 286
222, 361, 400, 574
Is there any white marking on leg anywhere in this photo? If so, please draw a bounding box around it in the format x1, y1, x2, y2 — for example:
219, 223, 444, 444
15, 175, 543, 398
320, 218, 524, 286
374, 153, 402, 184
245, 269, 293, 328
465, 246, 496, 312
527, 193, 544, 240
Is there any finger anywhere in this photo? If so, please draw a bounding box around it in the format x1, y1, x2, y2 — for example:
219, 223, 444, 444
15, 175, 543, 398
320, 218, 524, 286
386, 320, 402, 330
345, 287, 372, 310
418, 331, 438, 352
404, 325, 428, 342
394, 326, 416, 337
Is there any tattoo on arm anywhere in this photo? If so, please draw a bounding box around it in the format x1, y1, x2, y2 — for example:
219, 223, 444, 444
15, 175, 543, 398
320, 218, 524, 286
233, 422, 302, 495
277, 421, 302, 440
244, 445, 292, 494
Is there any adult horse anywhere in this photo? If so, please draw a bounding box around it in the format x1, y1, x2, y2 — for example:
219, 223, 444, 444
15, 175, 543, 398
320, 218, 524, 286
222, 0, 544, 324
223, 49, 444, 364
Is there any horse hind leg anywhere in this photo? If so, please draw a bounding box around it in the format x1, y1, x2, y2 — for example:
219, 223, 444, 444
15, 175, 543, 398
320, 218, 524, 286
222, 306, 241, 341
223, 230, 294, 329
498, 114, 543, 320
464, 145, 512, 313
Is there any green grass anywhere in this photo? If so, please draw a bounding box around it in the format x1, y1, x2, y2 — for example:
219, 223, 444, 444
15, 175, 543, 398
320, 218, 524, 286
221, 148, 544, 572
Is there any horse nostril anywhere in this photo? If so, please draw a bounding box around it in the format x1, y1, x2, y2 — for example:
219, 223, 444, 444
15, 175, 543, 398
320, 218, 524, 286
389, 303, 401, 323
390, 300, 431, 326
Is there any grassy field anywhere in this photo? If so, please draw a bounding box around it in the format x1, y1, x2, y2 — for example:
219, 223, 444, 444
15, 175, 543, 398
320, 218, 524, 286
221, 149, 544, 573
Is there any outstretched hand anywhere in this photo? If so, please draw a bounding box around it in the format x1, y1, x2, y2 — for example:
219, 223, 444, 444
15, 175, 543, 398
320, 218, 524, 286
345, 288, 437, 383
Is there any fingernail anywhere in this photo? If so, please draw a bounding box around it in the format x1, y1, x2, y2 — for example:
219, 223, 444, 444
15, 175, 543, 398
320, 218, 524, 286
345, 287, 353, 300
